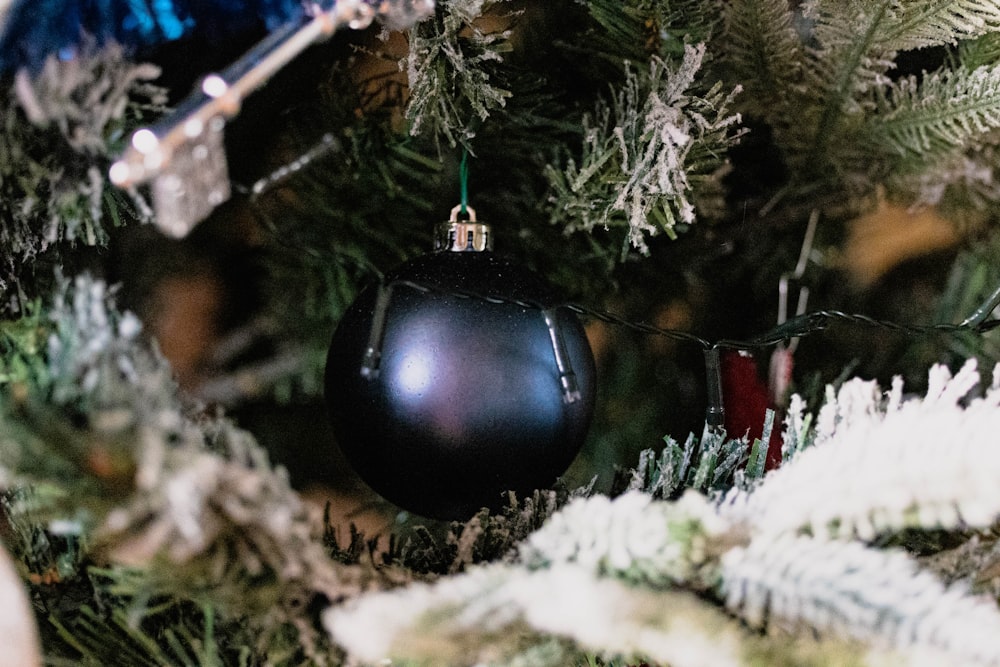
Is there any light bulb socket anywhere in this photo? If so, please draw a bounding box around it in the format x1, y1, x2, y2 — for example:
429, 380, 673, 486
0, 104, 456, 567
435, 205, 493, 252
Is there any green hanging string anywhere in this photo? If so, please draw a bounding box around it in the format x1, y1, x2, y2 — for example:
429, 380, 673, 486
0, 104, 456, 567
459, 148, 469, 216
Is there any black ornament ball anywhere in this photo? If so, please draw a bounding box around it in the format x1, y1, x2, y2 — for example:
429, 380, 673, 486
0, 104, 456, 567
325, 247, 596, 520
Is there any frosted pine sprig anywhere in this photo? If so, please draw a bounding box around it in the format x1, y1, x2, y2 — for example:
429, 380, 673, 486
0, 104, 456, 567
0, 46, 162, 282
518, 490, 732, 588
869, 64, 1000, 158
326, 564, 757, 667
45, 274, 157, 408
325, 358, 1000, 664
805, 0, 1000, 96
876, 0, 1000, 51
722, 533, 1000, 666
723, 359, 1000, 539
3, 276, 378, 664
546, 44, 744, 254
795, 0, 1000, 65
405, 0, 513, 149
722, 0, 803, 118
325, 491, 751, 665
326, 561, 917, 667
325, 491, 986, 666
810, 373, 885, 448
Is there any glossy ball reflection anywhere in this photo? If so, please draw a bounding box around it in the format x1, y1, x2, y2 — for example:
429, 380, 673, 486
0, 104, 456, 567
324, 250, 596, 520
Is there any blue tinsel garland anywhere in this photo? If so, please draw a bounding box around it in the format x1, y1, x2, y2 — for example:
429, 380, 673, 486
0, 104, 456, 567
0, 0, 307, 72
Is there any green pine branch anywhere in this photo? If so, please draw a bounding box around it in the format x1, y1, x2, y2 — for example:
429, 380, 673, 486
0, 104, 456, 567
612, 423, 762, 500
870, 64, 1000, 159
806, 0, 1000, 162
865, 62, 1000, 214
807, 1, 894, 157
879, 0, 1000, 50
0, 46, 162, 310
581, 0, 662, 63
959, 31, 1000, 70
717, 0, 1000, 215
545, 45, 744, 255
405, 0, 516, 150
581, 0, 722, 64
721, 0, 803, 118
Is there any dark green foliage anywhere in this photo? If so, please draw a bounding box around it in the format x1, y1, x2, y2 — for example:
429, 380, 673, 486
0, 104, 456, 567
720, 0, 1000, 220
207, 0, 747, 403
6, 1, 1000, 665
0, 47, 163, 314
0, 299, 48, 388
934, 228, 1000, 369
405, 0, 516, 150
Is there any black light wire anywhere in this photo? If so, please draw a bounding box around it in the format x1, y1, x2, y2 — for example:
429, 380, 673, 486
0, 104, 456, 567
389, 279, 1000, 350
385, 278, 1000, 428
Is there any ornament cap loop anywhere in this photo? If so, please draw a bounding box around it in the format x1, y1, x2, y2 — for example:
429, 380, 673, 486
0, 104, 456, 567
435, 205, 493, 252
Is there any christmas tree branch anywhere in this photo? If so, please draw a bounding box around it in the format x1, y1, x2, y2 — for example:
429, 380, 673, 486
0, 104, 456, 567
721, 533, 1000, 665
721, 0, 803, 119
545, 44, 743, 255
328, 486, 1000, 666
0, 46, 161, 309
405, 0, 516, 150
750, 0, 1000, 201
722, 359, 1000, 540
807, 1, 893, 157
327, 564, 766, 667
0, 274, 404, 664
878, 0, 1000, 51
960, 32, 1000, 70
869, 64, 1000, 160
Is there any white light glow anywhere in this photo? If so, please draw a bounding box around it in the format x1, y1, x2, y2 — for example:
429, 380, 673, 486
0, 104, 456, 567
201, 74, 228, 98
108, 161, 131, 185
183, 118, 204, 138
131, 128, 159, 154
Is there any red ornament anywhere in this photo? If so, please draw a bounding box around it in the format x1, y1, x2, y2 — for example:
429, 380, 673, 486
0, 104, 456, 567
719, 349, 785, 470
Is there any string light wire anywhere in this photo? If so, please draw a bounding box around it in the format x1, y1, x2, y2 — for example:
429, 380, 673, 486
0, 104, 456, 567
387, 278, 1000, 352
383, 277, 1000, 427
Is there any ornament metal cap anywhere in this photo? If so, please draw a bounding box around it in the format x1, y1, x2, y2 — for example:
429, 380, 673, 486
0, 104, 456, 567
435, 205, 493, 252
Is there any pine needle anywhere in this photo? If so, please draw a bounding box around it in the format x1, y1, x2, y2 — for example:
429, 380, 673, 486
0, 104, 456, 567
405, 0, 515, 150
870, 64, 1000, 158
722, 0, 803, 118
546, 44, 743, 254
